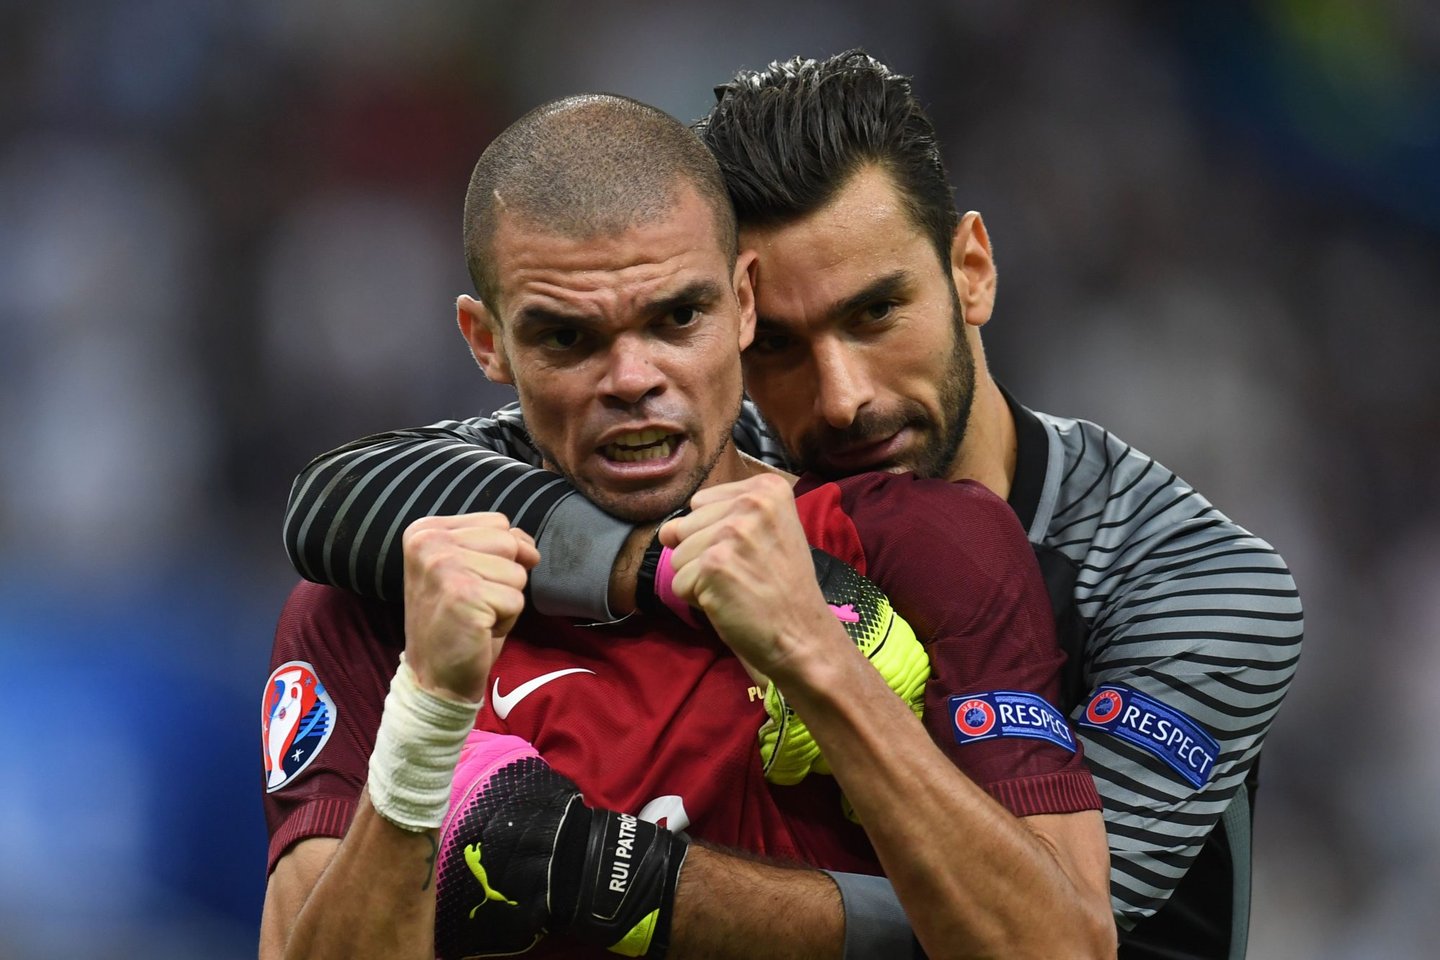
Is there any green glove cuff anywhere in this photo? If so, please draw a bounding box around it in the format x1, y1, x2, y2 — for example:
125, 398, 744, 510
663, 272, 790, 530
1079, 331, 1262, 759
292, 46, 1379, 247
757, 548, 931, 785
759, 683, 821, 785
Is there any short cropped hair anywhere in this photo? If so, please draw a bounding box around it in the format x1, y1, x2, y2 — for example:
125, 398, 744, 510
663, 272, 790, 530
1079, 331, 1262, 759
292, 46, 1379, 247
464, 94, 737, 308
696, 50, 958, 265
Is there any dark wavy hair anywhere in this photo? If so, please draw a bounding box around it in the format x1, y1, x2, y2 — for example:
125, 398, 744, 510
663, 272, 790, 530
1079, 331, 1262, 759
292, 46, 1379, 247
696, 49, 958, 265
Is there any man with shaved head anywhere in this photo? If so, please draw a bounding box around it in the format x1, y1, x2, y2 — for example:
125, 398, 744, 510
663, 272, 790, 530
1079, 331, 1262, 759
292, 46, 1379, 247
258, 93, 1111, 960
457, 94, 741, 524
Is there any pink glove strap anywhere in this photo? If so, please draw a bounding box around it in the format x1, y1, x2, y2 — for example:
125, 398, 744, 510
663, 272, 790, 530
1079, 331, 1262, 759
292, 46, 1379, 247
445, 731, 541, 827
655, 545, 702, 629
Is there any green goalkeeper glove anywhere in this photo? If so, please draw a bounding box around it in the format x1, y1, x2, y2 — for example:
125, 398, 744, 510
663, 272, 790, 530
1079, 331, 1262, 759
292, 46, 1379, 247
436, 732, 688, 959
758, 547, 932, 785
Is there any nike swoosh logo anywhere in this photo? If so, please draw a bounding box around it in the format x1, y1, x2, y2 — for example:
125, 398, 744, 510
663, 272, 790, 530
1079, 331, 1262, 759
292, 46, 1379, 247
491, 668, 595, 719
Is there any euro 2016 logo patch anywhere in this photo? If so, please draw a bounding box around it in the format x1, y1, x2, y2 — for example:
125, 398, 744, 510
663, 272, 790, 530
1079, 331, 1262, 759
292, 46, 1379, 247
949, 691, 1076, 752
262, 660, 336, 793
1076, 684, 1219, 789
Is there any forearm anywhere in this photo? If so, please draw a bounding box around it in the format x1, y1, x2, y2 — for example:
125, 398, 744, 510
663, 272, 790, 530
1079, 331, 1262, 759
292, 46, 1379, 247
282, 420, 569, 602
780, 651, 1114, 959
282, 796, 438, 960
661, 475, 1111, 954
276, 604, 505, 960
283, 403, 785, 609
668, 845, 844, 959
284, 425, 640, 618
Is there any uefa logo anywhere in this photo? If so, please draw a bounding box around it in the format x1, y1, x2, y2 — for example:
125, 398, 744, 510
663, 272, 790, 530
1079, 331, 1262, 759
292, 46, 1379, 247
953, 697, 997, 737
1086, 688, 1125, 726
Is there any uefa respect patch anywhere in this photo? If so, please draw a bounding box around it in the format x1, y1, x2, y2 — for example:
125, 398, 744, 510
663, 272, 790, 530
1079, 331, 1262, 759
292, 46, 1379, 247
949, 691, 1077, 753
262, 660, 337, 793
1076, 684, 1219, 789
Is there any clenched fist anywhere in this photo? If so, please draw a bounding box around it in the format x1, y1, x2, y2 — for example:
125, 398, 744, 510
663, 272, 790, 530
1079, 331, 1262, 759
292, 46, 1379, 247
659, 473, 843, 683
402, 513, 539, 704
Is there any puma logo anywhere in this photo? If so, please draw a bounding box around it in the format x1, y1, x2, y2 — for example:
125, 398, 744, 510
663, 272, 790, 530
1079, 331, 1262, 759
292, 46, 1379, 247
464, 842, 517, 914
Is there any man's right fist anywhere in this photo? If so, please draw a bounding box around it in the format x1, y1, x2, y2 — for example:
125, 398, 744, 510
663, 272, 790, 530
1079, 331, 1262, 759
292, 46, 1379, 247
401, 514, 539, 704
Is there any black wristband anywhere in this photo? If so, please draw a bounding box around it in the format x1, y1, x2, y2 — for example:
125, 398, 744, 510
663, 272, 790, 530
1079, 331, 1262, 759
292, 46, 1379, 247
634, 508, 687, 616
634, 535, 665, 615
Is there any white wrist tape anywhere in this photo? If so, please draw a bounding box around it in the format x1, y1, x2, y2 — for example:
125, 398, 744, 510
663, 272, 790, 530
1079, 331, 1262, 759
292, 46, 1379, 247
367, 654, 482, 832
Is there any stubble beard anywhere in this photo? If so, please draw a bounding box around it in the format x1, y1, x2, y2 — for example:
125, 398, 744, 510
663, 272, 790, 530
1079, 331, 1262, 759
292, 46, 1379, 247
785, 290, 976, 481
914, 298, 975, 480
527, 387, 745, 524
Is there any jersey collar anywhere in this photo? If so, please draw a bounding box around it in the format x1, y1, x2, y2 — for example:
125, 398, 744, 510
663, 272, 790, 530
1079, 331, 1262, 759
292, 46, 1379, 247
999, 382, 1048, 536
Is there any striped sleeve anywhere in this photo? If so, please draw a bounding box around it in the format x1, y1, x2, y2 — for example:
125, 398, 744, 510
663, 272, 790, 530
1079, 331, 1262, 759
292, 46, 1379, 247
283, 406, 570, 601
282, 400, 787, 605
1047, 422, 1303, 927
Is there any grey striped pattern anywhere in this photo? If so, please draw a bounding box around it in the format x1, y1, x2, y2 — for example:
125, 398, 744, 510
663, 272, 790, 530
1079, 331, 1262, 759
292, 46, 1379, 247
284, 409, 557, 601
1032, 412, 1302, 923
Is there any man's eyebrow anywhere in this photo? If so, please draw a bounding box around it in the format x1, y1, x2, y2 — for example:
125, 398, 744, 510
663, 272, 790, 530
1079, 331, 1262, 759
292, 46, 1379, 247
826, 271, 910, 320
511, 281, 726, 331
513, 304, 593, 331
756, 270, 911, 328
645, 279, 726, 317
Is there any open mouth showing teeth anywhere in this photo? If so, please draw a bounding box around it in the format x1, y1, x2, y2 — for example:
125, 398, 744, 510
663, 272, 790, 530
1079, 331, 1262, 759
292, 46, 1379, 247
603, 428, 678, 462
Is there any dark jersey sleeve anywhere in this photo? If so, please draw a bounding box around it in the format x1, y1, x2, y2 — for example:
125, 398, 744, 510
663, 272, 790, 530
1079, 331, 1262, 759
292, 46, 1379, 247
281, 402, 786, 614
795, 473, 1100, 817
283, 409, 563, 601
261, 581, 405, 874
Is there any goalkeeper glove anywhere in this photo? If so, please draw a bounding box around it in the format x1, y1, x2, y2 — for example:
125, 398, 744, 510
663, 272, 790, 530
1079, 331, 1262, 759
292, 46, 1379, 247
636, 528, 930, 786
435, 731, 688, 960
757, 547, 932, 786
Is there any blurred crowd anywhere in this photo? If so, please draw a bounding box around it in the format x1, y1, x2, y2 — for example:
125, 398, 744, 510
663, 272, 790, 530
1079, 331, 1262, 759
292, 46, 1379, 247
2, 1, 1436, 957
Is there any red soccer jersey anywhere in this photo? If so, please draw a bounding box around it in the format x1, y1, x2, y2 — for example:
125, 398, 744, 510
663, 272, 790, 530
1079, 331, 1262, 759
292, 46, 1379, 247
263, 585, 877, 876
795, 472, 1099, 814
475, 610, 879, 872
263, 472, 1098, 877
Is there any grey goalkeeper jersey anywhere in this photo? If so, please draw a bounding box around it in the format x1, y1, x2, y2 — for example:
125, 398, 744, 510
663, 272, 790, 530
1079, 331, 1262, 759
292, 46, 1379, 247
1002, 392, 1301, 953
283, 393, 1301, 955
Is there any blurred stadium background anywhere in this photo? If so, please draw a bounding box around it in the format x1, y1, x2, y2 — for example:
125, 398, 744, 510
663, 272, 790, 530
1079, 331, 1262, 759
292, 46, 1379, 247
2, 1, 1437, 957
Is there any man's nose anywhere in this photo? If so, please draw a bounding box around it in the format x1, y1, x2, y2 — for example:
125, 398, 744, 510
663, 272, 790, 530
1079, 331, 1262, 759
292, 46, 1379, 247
812, 340, 872, 429
600, 338, 667, 405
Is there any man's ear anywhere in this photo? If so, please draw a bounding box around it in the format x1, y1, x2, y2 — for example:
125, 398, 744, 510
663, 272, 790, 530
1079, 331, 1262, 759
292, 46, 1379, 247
951, 211, 997, 328
456, 294, 512, 384
733, 248, 759, 352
